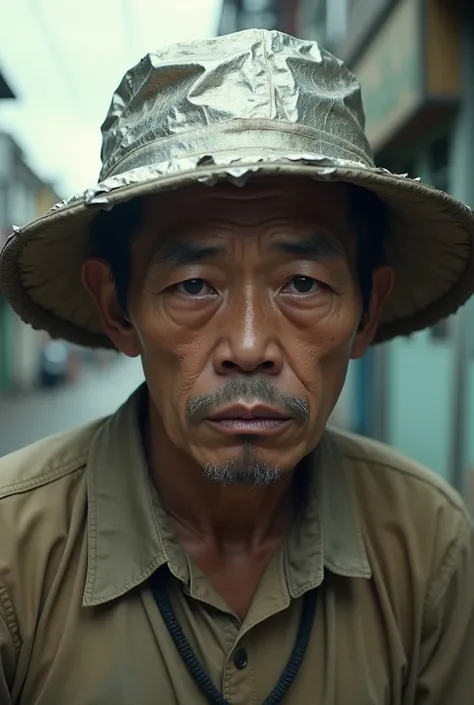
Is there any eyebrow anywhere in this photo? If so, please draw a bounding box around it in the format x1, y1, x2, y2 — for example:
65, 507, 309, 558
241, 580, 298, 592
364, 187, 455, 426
149, 232, 344, 268
270, 233, 344, 260
150, 241, 226, 267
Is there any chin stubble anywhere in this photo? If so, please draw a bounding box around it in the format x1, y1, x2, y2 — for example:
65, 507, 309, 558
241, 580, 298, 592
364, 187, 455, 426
202, 441, 283, 486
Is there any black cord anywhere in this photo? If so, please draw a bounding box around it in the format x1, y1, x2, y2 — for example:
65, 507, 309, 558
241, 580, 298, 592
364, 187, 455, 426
150, 569, 317, 705
261, 586, 317, 705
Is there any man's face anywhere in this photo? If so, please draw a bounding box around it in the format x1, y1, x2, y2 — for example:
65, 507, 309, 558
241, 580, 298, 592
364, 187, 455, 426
85, 178, 392, 483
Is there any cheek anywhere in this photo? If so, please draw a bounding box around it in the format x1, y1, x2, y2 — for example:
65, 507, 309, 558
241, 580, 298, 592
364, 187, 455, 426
132, 298, 212, 399
292, 338, 352, 395
289, 307, 358, 400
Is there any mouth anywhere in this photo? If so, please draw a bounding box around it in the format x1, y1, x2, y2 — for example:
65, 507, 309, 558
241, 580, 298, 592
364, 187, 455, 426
207, 404, 292, 435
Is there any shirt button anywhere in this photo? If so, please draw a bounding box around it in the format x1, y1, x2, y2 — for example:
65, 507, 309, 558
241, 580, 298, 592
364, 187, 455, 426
233, 648, 248, 670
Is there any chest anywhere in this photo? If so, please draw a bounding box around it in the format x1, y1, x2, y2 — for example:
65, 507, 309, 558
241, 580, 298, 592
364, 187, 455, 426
16, 576, 407, 705
174, 531, 290, 619
190, 549, 280, 618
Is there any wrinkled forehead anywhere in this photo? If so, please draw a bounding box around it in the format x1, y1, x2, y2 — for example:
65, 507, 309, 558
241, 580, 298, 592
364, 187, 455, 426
139, 176, 354, 237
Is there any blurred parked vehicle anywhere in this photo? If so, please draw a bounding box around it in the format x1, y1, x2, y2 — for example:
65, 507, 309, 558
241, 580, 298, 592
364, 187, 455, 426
38, 340, 69, 387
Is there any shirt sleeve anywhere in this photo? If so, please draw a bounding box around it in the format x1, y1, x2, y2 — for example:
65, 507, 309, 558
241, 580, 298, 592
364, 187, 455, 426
414, 511, 474, 705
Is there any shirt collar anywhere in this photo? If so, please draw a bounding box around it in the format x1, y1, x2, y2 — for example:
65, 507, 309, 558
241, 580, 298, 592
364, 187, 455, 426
284, 430, 371, 599
83, 385, 165, 606
83, 385, 370, 607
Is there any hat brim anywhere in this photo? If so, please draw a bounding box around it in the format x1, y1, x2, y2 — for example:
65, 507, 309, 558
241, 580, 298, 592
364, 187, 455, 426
1, 151, 473, 349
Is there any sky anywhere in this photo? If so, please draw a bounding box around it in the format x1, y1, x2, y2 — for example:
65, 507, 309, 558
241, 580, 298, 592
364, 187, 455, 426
0, 0, 222, 197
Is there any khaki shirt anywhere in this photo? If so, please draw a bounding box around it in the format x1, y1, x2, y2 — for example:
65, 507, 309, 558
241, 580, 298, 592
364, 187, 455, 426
0, 387, 473, 704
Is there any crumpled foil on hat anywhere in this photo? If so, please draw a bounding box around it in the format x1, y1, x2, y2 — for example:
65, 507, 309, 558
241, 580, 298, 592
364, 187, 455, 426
43, 27, 423, 217
52, 153, 406, 208
44, 153, 418, 219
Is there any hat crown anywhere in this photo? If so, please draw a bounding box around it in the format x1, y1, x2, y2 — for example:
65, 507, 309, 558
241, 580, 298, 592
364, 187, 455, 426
99, 28, 374, 181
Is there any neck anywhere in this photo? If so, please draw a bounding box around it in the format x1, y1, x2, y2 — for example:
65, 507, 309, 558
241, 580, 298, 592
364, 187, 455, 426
144, 403, 297, 549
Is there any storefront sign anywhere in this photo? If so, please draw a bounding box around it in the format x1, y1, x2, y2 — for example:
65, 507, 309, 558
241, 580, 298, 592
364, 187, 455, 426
353, 0, 422, 150
353, 0, 460, 151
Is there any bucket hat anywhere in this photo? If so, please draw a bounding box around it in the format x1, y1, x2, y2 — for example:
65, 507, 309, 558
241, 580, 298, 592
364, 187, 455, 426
1, 28, 473, 349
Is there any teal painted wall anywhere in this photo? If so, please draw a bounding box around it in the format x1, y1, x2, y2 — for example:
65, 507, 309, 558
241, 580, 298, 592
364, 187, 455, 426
339, 357, 368, 434
385, 330, 454, 480
342, 331, 461, 482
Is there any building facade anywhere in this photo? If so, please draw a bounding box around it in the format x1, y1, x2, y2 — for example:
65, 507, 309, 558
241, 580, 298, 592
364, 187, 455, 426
0, 131, 61, 393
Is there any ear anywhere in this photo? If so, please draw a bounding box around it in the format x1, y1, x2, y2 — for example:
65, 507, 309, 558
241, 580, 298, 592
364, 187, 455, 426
351, 266, 394, 359
81, 259, 141, 358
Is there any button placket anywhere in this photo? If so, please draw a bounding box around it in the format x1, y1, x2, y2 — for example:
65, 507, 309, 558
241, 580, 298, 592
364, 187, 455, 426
222, 643, 254, 704
233, 647, 248, 670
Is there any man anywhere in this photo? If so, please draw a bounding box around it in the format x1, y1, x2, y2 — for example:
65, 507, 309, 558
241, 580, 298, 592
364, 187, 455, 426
0, 29, 473, 705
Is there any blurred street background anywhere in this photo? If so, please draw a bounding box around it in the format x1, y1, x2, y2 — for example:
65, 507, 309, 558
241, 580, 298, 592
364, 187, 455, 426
1, 0, 474, 513
0, 355, 144, 456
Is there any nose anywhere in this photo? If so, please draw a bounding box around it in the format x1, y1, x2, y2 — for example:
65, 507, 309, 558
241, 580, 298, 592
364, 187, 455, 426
213, 289, 283, 376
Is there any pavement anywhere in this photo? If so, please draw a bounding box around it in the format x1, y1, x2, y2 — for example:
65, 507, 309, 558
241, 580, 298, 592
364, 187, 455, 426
0, 355, 145, 457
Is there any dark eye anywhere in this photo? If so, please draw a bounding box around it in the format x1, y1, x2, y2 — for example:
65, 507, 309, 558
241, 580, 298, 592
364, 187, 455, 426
176, 278, 209, 296
285, 276, 321, 294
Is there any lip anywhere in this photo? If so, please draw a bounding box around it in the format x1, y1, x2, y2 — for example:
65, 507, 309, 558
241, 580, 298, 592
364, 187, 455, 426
207, 405, 291, 436
209, 404, 291, 421
207, 418, 290, 435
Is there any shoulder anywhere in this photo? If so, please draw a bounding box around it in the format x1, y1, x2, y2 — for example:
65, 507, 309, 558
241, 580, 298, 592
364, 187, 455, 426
327, 427, 473, 604
0, 419, 108, 587
0, 419, 107, 563
0, 420, 109, 657
0, 419, 107, 499
0, 419, 109, 547
328, 426, 469, 517
0, 421, 108, 588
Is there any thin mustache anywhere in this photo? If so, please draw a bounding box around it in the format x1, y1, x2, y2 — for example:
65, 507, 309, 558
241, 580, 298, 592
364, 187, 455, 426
186, 379, 310, 425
